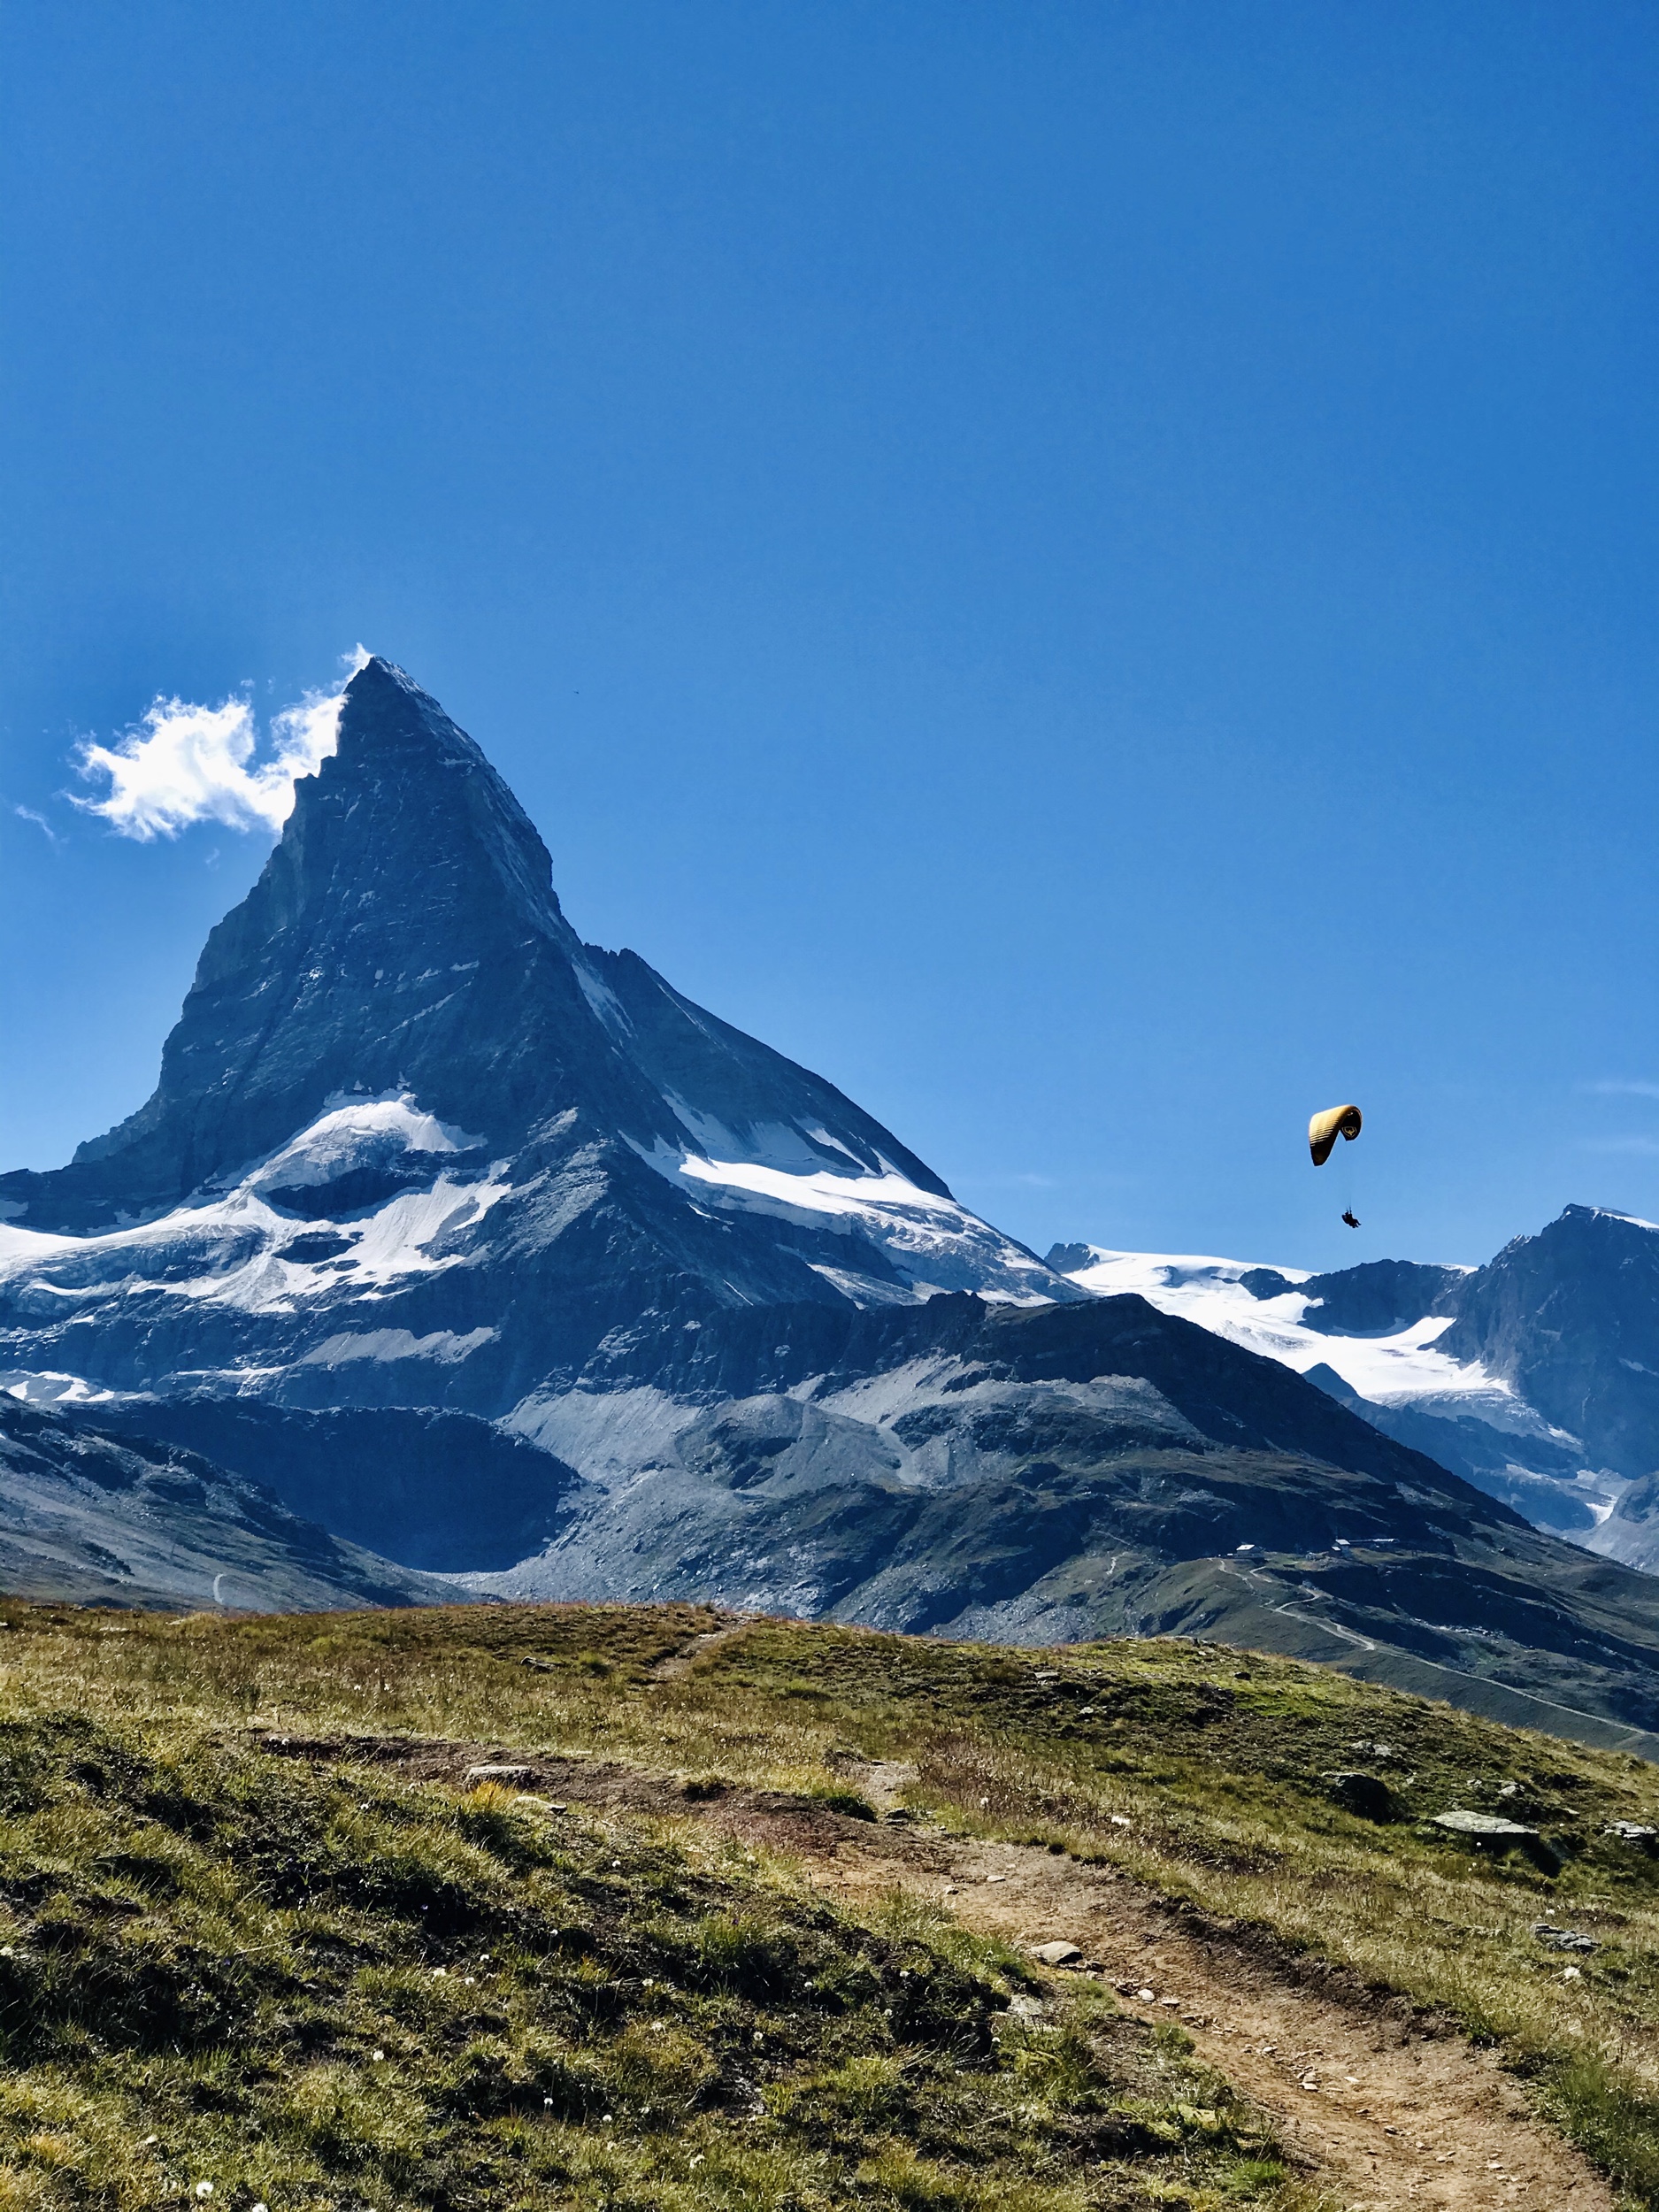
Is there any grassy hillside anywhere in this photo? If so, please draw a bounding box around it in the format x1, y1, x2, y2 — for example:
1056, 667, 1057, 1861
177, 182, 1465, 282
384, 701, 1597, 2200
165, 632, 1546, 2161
5, 1600, 1659, 2206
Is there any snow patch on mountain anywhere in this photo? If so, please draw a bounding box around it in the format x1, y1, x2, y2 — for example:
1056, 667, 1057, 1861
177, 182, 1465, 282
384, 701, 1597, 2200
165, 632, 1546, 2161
241, 1094, 482, 1194
659, 1097, 868, 1176
1060, 1246, 1516, 1413
638, 1140, 1057, 1303
301, 1327, 496, 1367
0, 1221, 76, 1269
572, 961, 634, 1040
0, 1102, 513, 1336
2, 1370, 112, 1408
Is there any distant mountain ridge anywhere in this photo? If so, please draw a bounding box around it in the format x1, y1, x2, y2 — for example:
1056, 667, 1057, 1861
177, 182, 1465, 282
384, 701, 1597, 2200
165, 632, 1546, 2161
1048, 1204, 1659, 1554
0, 1394, 454, 1610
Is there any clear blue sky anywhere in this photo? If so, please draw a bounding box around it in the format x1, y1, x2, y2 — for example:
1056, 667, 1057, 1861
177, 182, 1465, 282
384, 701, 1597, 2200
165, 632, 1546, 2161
2, 1, 1655, 1272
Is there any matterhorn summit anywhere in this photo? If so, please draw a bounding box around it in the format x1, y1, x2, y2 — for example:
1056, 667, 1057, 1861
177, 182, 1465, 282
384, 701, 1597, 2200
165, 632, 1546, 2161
0, 660, 1061, 1457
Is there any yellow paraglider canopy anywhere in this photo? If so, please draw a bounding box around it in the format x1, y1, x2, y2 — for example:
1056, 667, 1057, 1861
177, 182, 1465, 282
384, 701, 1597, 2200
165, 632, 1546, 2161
1308, 1103, 1362, 1167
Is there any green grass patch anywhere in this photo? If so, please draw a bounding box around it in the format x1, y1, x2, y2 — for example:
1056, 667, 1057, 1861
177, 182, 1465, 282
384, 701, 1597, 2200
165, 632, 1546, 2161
12, 1597, 1659, 2199
0, 1693, 1289, 2209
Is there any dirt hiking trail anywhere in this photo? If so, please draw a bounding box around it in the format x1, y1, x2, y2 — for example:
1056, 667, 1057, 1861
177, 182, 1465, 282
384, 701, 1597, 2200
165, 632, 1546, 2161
648, 1618, 761, 1680
260, 1729, 1615, 2212
817, 1824, 1610, 2212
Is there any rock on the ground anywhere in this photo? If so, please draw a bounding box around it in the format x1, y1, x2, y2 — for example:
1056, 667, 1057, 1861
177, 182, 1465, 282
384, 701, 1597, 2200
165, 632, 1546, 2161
1323, 1770, 1394, 1820
1432, 1810, 1540, 1839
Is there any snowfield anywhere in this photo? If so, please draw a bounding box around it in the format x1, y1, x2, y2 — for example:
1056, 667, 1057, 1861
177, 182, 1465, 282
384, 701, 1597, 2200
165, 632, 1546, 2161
637, 1139, 1060, 1304
1063, 1247, 1502, 1404
0, 1094, 513, 1347
1055, 1242, 1615, 1532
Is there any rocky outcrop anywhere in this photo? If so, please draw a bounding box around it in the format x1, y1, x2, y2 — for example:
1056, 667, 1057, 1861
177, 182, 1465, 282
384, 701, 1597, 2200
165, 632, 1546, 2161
1436, 1206, 1659, 1479
1291, 1259, 1465, 1336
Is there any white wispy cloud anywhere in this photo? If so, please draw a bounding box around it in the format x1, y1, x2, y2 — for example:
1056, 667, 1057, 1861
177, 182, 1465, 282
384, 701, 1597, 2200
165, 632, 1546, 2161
1579, 1136, 1659, 1156
1581, 1079, 1659, 1100
73, 649, 370, 841
12, 804, 60, 846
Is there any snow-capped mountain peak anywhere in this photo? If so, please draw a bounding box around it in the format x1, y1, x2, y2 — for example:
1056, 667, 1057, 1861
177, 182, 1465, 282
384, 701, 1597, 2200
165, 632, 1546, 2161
1, 660, 1069, 1431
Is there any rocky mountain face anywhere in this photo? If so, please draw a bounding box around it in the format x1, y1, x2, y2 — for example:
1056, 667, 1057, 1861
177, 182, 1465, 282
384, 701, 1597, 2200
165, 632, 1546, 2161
0, 1394, 456, 1610
83, 1279, 1463, 1595
6, 659, 1659, 1743
67, 1400, 581, 1573
427, 1285, 1659, 1747
1437, 1207, 1659, 1479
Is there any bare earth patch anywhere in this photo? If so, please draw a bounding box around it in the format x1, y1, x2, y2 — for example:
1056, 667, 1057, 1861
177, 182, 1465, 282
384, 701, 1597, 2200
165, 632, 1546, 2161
649, 1617, 764, 1679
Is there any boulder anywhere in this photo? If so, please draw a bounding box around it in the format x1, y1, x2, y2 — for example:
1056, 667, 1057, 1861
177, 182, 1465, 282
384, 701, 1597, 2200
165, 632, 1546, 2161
1432, 1809, 1537, 1839
1324, 1770, 1394, 1820
1431, 1809, 1560, 1872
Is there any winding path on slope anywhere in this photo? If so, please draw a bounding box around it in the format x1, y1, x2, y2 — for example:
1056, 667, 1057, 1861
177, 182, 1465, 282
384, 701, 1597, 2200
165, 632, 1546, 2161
812, 1825, 1609, 2212
260, 1726, 1615, 2211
